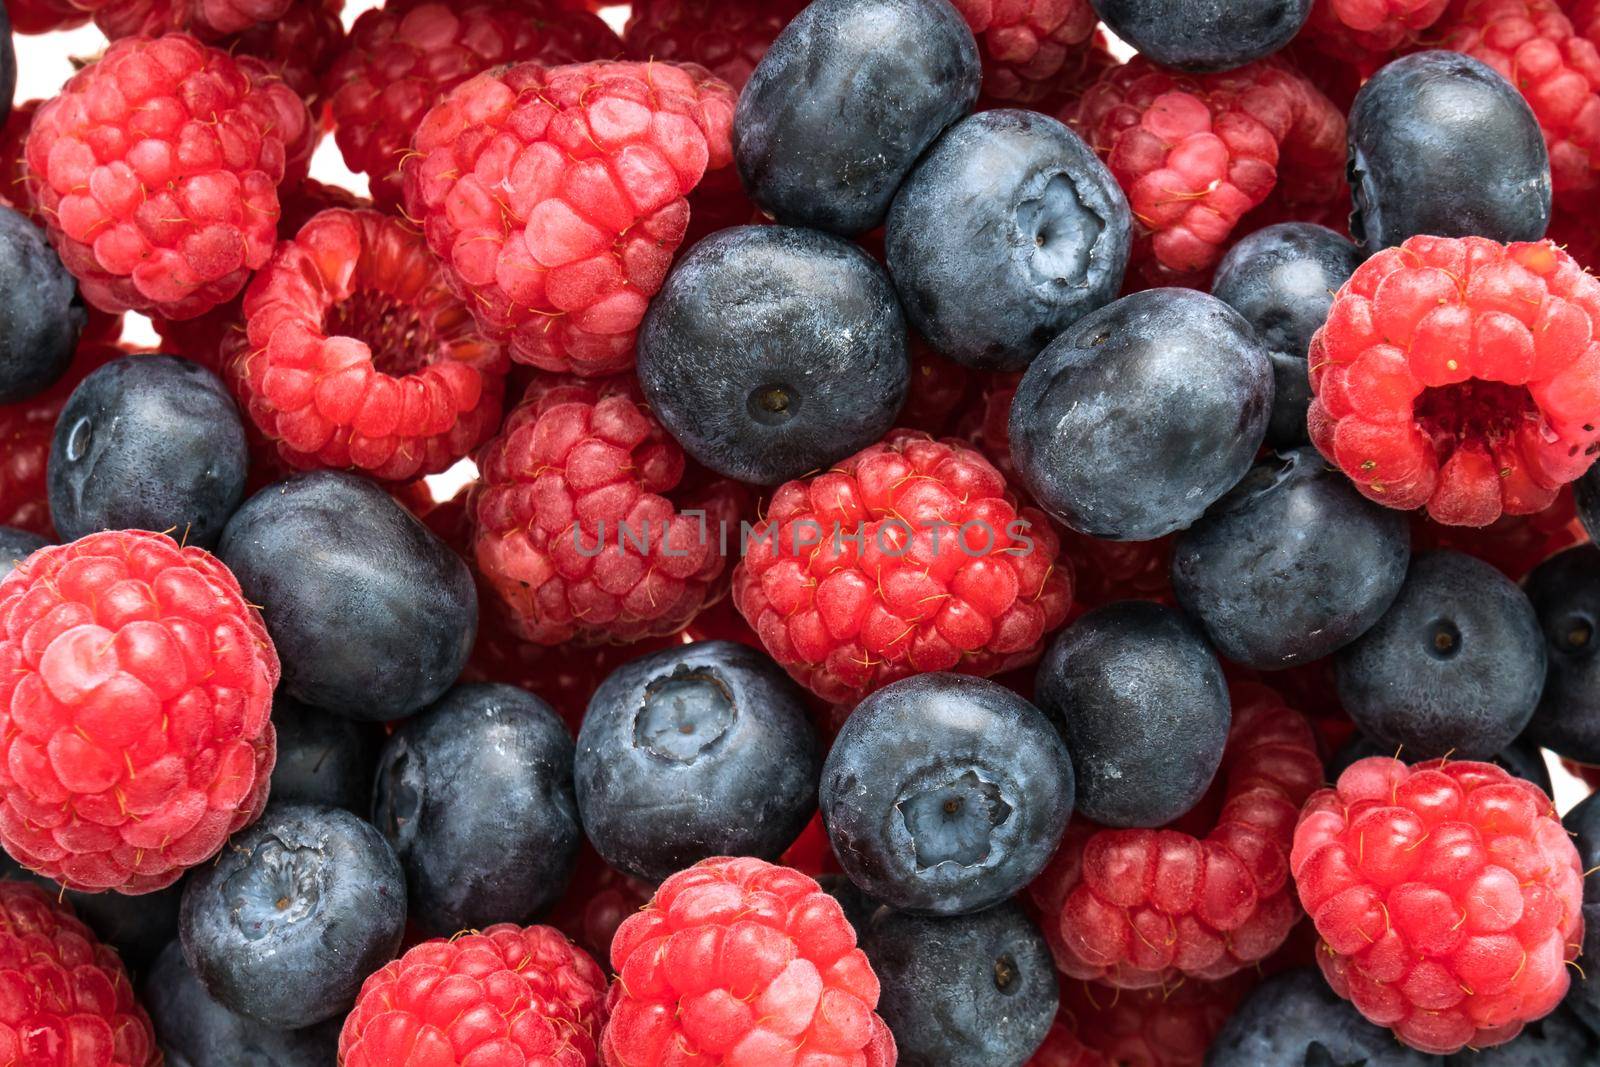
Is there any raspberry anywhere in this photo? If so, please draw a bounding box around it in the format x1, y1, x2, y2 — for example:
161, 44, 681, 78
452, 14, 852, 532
226, 207, 509, 481
24, 34, 314, 320
731, 429, 1072, 704
0, 530, 279, 892
949, 0, 1100, 108
547, 843, 655, 968
1030, 685, 1323, 989
1055, 975, 1250, 1067
0, 882, 156, 1065
326, 0, 621, 211
900, 341, 972, 437
1025, 1017, 1108, 1067
1307, 235, 1600, 527
225, 0, 346, 114
623, 0, 806, 91
405, 60, 736, 376
1067, 57, 1346, 284
471, 375, 740, 646
1411, 483, 1585, 578
602, 857, 896, 1067
339, 923, 608, 1067
1550, 203, 1600, 272
1290, 757, 1585, 1053
68, 0, 292, 41
1300, 0, 1449, 65
4, 0, 89, 34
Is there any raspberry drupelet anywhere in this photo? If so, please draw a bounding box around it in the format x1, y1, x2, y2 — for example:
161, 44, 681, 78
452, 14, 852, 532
4, 0, 89, 34
1300, 0, 1449, 67
1030, 685, 1324, 989
1290, 757, 1585, 1054
0, 531, 279, 893
404, 59, 736, 376
945, 0, 1100, 108
1307, 235, 1600, 527
731, 429, 1072, 705
0, 882, 157, 1065
339, 923, 608, 1067
227, 207, 509, 481
622, 0, 805, 91
602, 857, 897, 1067
23, 34, 313, 320
63, 0, 293, 42
326, 0, 622, 211
1054, 974, 1252, 1067
1025, 1016, 1108, 1067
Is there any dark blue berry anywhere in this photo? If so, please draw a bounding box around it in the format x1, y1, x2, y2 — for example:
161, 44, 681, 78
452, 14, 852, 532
1034, 600, 1230, 828
884, 109, 1130, 372
1210, 222, 1362, 447
1208, 968, 1440, 1066
48, 355, 247, 549
0, 853, 181, 974
146, 940, 340, 1067
1348, 52, 1551, 252
0, 526, 47, 580
217, 471, 477, 722
1330, 732, 1553, 798
0, 4, 11, 126
734, 0, 980, 235
1563, 788, 1600, 1037
1336, 550, 1546, 759
1576, 463, 1600, 541
0, 206, 84, 405
1171, 447, 1410, 669
1444, 1007, 1598, 1066
576, 641, 819, 882
1523, 545, 1600, 763
178, 802, 405, 1029
819, 673, 1073, 916
1009, 287, 1273, 541
1088, 0, 1313, 72
638, 225, 908, 485
269, 696, 382, 813
372, 682, 580, 935
856, 900, 1058, 1067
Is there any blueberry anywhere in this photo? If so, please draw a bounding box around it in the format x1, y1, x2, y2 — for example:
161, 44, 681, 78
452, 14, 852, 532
0, 206, 84, 404
1088, 0, 1313, 72
269, 696, 382, 813
1210, 223, 1363, 447
1009, 288, 1273, 541
0, 526, 47, 579
856, 900, 1058, 1067
1563, 789, 1600, 1035
49, 355, 247, 548
179, 802, 405, 1029
1348, 52, 1551, 252
638, 226, 909, 485
734, 0, 980, 235
884, 109, 1130, 372
1521, 545, 1600, 763
373, 682, 580, 934
1330, 732, 1554, 798
1208, 968, 1440, 1066
1445, 1008, 1598, 1067
146, 940, 340, 1067
1171, 448, 1410, 669
0, 5, 13, 129
1336, 550, 1546, 759
217, 471, 477, 721
819, 673, 1073, 916
1034, 600, 1230, 828
0, 853, 181, 974
1577, 463, 1600, 541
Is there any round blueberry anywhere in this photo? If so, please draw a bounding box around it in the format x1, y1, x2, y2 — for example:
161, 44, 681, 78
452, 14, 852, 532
1210, 222, 1362, 447
48, 355, 247, 549
1009, 287, 1273, 541
1034, 600, 1230, 828
1208, 968, 1439, 1066
1577, 463, 1600, 542
0, 4, 11, 127
1564, 789, 1600, 1037
0, 206, 84, 404
1330, 732, 1554, 798
179, 802, 405, 1029
1336, 550, 1546, 759
0, 526, 47, 580
1523, 545, 1600, 763
885, 109, 1130, 372
638, 226, 909, 485
269, 696, 382, 813
1171, 448, 1410, 669
857, 900, 1058, 1067
734, 0, 980, 235
1088, 0, 1312, 72
217, 471, 477, 721
820, 673, 1073, 916
373, 682, 580, 935
1349, 52, 1551, 252
0, 853, 181, 974
576, 641, 820, 882
146, 940, 340, 1067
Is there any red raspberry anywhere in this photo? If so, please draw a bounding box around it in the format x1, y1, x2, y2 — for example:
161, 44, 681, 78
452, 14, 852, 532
1067, 57, 1346, 284
1550, 203, 1600, 273
1025, 1017, 1108, 1067
1055, 975, 1250, 1067
339, 923, 608, 1067
1030, 685, 1324, 989
1291, 757, 1585, 1053
471, 375, 740, 646
623, 0, 806, 91
1561, 756, 1600, 791
1307, 235, 1600, 527
547, 844, 655, 969
1411, 483, 1585, 579
0, 531, 279, 893
950, 0, 1100, 108
4, 0, 89, 33
731, 429, 1072, 704
602, 857, 896, 1067
226, 207, 509, 481
1300, 0, 1449, 65
0, 882, 156, 1065
225, 0, 347, 114
405, 60, 736, 376
326, 0, 621, 211
900, 341, 973, 436
24, 34, 314, 320
67, 0, 292, 41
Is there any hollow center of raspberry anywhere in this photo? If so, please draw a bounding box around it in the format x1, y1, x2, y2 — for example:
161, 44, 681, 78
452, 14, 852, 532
746, 384, 800, 427
896, 769, 1014, 869
635, 668, 736, 763
325, 290, 434, 376
222, 837, 324, 941
1413, 380, 1537, 453
1016, 173, 1101, 291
